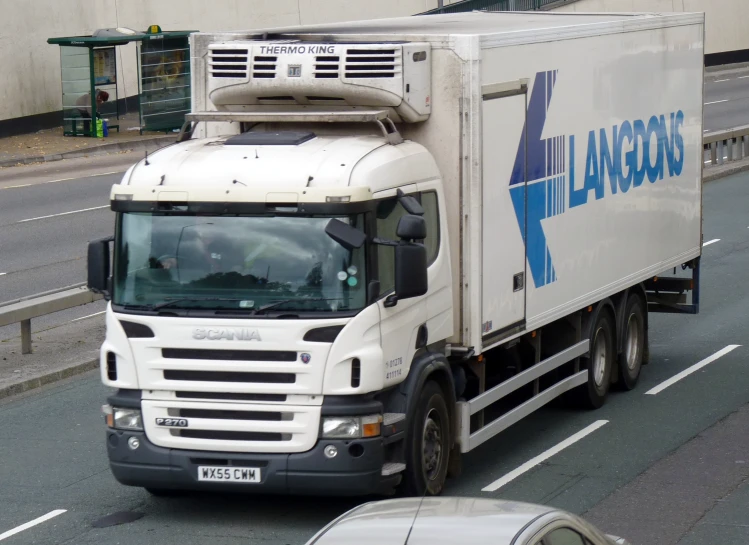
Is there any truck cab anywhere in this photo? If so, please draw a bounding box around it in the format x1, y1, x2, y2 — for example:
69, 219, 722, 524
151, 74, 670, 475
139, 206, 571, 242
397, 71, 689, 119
89, 43, 456, 494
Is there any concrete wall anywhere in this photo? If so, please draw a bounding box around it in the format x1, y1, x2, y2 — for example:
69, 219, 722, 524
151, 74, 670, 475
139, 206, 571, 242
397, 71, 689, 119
0, 0, 440, 123
552, 0, 749, 56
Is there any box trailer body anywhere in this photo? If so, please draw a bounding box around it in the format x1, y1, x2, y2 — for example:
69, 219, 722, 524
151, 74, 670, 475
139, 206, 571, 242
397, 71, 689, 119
91, 11, 704, 496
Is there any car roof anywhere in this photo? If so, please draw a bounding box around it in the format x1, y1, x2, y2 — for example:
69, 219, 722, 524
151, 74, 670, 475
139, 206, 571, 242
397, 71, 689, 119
309, 497, 555, 545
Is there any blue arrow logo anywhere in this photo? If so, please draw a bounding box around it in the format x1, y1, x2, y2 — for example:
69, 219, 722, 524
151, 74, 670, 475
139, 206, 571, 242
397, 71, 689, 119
509, 70, 567, 288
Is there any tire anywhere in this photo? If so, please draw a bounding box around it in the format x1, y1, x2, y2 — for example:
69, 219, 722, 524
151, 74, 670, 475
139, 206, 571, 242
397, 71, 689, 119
400, 381, 450, 497
617, 295, 645, 390
577, 309, 615, 409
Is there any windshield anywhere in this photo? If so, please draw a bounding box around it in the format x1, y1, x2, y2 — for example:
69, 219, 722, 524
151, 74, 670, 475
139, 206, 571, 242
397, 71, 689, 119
113, 213, 367, 314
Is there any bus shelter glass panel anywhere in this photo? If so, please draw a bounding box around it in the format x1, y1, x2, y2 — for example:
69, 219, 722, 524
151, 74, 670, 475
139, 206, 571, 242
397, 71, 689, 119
139, 36, 191, 132
60, 46, 93, 136
93, 47, 120, 125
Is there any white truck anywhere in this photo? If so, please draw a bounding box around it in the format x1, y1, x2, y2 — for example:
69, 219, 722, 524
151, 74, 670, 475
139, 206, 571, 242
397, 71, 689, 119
89, 11, 705, 496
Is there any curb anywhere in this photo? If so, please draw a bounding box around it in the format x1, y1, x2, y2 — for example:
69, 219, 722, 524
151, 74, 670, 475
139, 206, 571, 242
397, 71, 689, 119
0, 136, 174, 169
0, 358, 99, 400
704, 160, 749, 182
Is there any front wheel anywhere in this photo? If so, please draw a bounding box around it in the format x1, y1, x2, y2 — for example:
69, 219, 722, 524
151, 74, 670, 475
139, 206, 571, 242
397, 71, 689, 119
401, 380, 450, 496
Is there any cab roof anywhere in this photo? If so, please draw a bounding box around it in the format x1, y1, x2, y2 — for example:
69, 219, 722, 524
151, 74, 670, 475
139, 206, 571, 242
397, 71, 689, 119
122, 133, 440, 195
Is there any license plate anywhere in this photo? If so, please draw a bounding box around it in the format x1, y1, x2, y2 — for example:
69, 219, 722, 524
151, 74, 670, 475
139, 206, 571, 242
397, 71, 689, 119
197, 466, 261, 483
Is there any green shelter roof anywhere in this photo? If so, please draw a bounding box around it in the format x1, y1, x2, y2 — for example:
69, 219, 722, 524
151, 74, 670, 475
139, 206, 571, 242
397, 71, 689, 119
48, 30, 196, 47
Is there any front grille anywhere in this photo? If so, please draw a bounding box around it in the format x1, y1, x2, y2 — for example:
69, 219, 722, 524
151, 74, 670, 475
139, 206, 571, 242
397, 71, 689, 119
177, 409, 283, 421
209, 48, 249, 78
175, 391, 287, 402
162, 348, 297, 362
345, 48, 398, 78
176, 429, 286, 441
164, 370, 296, 384
314, 55, 339, 79
253, 55, 277, 79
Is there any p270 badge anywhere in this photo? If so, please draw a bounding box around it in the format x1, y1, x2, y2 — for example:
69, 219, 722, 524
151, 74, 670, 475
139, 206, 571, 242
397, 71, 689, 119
155, 418, 189, 428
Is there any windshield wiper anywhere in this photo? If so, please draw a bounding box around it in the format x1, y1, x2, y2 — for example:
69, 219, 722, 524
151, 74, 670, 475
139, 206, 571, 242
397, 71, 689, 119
151, 297, 249, 311
251, 297, 344, 315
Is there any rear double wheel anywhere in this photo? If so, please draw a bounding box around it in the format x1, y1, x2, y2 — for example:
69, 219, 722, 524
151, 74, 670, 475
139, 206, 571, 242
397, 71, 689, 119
578, 308, 616, 409
617, 294, 646, 390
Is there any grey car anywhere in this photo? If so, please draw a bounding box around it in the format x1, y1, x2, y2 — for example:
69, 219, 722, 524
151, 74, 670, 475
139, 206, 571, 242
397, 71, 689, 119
305, 497, 629, 545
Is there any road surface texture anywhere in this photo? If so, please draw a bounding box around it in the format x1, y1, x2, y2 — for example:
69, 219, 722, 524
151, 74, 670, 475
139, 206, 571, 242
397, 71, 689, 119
704, 67, 749, 132
0, 168, 748, 544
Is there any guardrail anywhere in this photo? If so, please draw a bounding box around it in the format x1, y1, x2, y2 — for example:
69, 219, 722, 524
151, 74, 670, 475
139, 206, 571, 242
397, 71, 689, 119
0, 283, 103, 354
0, 127, 746, 356
704, 125, 749, 166
421, 0, 573, 14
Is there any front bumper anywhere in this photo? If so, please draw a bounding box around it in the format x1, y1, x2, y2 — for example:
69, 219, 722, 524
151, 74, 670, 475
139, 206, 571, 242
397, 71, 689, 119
107, 429, 395, 496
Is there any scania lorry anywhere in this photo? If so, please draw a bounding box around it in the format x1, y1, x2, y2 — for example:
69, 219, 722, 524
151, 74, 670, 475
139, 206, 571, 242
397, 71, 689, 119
89, 11, 705, 496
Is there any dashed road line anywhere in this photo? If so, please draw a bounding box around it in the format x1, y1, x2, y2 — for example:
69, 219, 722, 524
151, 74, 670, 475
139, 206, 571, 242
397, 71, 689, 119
0, 510, 67, 541
705, 100, 728, 105
0, 170, 121, 190
17, 205, 109, 223
482, 420, 609, 492
702, 238, 720, 247
71, 311, 106, 322
645, 345, 741, 396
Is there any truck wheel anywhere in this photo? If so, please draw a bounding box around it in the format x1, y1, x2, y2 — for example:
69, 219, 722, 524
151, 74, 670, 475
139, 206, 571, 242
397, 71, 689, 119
579, 309, 615, 409
618, 295, 645, 390
401, 380, 450, 496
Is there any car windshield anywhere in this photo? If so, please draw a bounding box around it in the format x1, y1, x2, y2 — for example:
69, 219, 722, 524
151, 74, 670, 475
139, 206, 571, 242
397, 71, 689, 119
113, 212, 367, 313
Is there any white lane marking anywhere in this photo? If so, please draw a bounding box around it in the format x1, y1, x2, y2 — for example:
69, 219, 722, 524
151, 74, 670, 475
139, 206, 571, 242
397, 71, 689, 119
645, 345, 741, 396
17, 205, 109, 223
0, 510, 67, 541
705, 100, 728, 105
739, 75, 749, 79
71, 310, 106, 322
482, 420, 609, 492
713, 79, 731, 83
0, 171, 121, 190
0, 273, 5, 277
702, 238, 720, 247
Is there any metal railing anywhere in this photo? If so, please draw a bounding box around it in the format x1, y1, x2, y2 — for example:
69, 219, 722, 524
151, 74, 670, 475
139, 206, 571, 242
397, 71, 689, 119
421, 0, 573, 15
704, 125, 749, 166
0, 283, 102, 354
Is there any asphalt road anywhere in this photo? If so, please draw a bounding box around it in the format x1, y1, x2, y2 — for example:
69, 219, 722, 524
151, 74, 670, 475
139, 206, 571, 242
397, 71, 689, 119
0, 169, 748, 545
0, 155, 136, 340
704, 71, 749, 132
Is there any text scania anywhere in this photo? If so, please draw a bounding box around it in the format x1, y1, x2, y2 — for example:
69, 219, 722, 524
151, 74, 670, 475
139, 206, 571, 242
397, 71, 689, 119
569, 111, 684, 208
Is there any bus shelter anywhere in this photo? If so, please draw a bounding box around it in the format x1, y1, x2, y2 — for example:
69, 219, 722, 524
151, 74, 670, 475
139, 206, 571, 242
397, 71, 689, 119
48, 26, 196, 137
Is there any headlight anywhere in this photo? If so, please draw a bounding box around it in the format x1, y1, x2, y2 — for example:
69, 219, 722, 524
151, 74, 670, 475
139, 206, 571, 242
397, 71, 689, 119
103, 405, 143, 431
321, 414, 381, 439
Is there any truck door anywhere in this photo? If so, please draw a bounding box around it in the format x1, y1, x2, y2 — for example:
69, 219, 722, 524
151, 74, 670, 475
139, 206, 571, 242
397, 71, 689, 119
480, 81, 528, 345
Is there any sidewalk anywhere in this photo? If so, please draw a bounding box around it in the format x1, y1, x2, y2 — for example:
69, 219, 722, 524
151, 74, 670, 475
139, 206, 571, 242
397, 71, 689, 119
0, 113, 176, 168
0, 312, 104, 399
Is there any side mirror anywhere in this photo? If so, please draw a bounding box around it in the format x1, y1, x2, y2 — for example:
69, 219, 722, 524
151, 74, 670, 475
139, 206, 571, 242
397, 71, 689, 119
325, 219, 366, 251
388, 242, 428, 307
396, 214, 426, 241
88, 238, 112, 298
